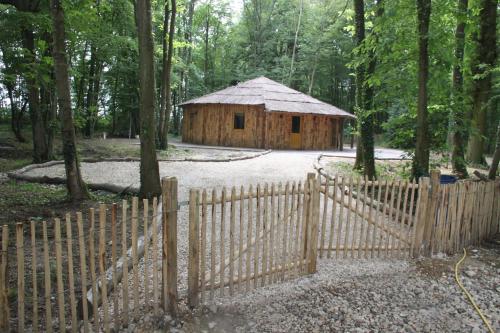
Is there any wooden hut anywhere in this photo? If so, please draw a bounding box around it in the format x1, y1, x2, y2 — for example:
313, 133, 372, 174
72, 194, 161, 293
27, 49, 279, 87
180, 76, 355, 150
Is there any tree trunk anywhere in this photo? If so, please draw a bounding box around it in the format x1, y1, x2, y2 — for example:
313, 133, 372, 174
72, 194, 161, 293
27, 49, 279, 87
22, 28, 50, 163
288, 0, 303, 85
353, 0, 365, 172
5, 80, 27, 142
204, 2, 210, 91
488, 123, 500, 179
466, 0, 497, 164
158, 0, 176, 150
450, 0, 469, 178
412, 0, 431, 179
360, 0, 383, 180
182, 0, 196, 102
135, 0, 161, 198
50, 0, 89, 201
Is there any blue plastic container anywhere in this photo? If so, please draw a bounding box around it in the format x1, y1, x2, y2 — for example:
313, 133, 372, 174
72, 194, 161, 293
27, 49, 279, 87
440, 174, 457, 184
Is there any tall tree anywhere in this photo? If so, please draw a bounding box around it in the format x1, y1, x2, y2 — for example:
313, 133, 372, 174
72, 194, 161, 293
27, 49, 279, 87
49, 0, 89, 201
353, 0, 376, 179
288, 0, 303, 85
466, 0, 497, 164
450, 0, 468, 178
353, 0, 365, 171
136, 0, 161, 198
158, 0, 176, 150
412, 0, 431, 179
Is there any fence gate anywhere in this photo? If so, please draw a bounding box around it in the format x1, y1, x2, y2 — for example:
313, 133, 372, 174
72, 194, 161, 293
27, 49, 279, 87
187, 173, 320, 307
316, 174, 419, 259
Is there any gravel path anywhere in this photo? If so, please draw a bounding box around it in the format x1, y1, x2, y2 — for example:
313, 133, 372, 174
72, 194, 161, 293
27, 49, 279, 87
23, 151, 321, 201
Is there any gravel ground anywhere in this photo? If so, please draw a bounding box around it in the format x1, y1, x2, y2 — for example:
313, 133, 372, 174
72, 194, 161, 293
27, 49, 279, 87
22, 150, 320, 201
177, 246, 500, 333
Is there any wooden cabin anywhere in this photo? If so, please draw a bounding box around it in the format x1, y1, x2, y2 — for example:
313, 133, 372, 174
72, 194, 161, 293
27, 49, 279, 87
180, 76, 355, 150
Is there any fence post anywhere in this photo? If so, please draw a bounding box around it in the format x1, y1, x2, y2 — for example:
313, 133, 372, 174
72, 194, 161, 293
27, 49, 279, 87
307, 175, 320, 274
423, 170, 441, 255
0, 225, 9, 331
188, 189, 200, 308
162, 177, 178, 316
413, 177, 429, 257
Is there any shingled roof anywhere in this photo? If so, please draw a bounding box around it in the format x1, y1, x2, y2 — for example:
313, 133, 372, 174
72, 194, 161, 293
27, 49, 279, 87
180, 76, 355, 118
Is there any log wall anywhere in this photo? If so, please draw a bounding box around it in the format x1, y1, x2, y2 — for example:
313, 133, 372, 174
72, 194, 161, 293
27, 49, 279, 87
181, 104, 345, 150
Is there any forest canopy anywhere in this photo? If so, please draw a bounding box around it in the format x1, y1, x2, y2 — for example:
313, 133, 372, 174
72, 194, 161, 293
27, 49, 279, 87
0, 0, 499, 181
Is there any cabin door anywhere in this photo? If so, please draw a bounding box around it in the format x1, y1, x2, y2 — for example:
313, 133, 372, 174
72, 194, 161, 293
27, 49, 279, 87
290, 116, 301, 149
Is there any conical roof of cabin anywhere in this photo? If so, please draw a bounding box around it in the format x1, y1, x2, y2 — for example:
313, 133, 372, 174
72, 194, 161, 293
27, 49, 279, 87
180, 76, 355, 118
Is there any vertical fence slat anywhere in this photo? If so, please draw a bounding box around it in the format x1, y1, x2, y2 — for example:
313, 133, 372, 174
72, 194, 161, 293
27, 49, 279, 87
110, 203, 119, 330
294, 182, 303, 276
378, 180, 390, 257
336, 177, 345, 259
343, 177, 353, 258
121, 200, 129, 325
152, 197, 159, 313
30, 221, 38, 332
351, 177, 367, 258
391, 181, 402, 257
229, 187, 236, 295
406, 180, 417, 258
327, 176, 337, 259
99, 204, 110, 333
42, 221, 53, 333
65, 214, 77, 333
188, 190, 200, 308
262, 184, 269, 286
275, 183, 283, 282
363, 179, 375, 258
269, 184, 276, 284
143, 199, 149, 309
219, 188, 226, 297
282, 182, 290, 281
209, 189, 216, 300
245, 185, 254, 291
77, 212, 89, 333
319, 178, 329, 259
399, 181, 410, 257
88, 208, 99, 332
238, 186, 245, 291
253, 185, 261, 289
16, 223, 25, 332
0, 225, 9, 332
287, 183, 297, 275
372, 180, 383, 258
200, 190, 207, 301
54, 218, 66, 332
386, 181, 396, 256
131, 197, 139, 319
300, 180, 309, 273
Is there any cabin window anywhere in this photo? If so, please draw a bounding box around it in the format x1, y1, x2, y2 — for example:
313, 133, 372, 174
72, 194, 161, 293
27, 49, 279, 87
291, 116, 301, 133
234, 112, 245, 129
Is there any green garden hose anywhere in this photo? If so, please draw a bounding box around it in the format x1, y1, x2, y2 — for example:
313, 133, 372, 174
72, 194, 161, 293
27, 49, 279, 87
454, 248, 495, 333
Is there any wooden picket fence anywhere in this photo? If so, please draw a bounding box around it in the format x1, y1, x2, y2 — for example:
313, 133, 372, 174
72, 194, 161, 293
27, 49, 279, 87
1, 172, 499, 331
0, 177, 179, 333
187, 171, 500, 305
187, 173, 320, 307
